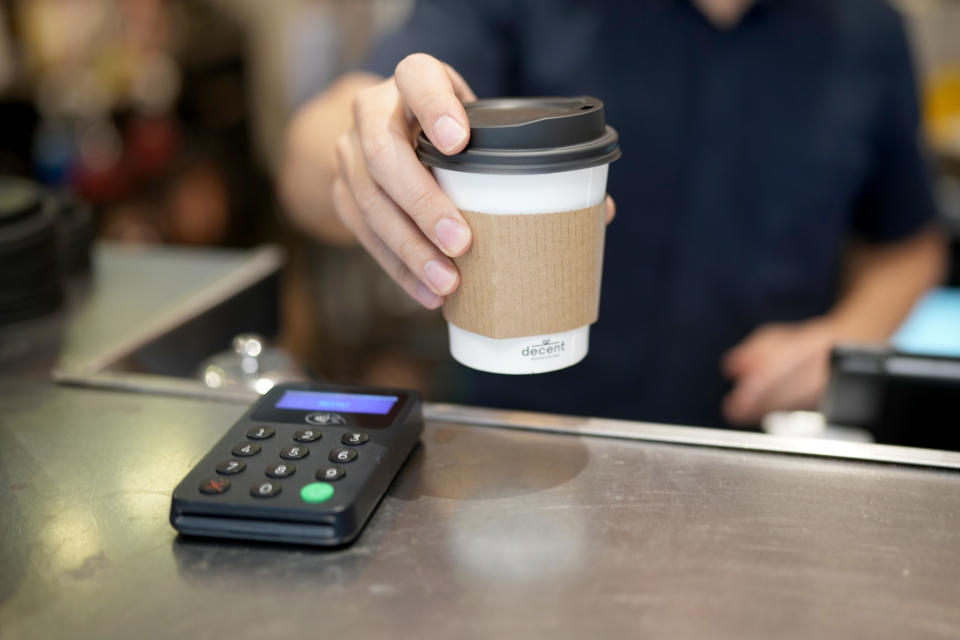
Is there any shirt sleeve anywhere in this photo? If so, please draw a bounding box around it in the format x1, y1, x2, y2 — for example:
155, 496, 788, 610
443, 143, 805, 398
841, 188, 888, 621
850, 11, 939, 242
362, 0, 514, 98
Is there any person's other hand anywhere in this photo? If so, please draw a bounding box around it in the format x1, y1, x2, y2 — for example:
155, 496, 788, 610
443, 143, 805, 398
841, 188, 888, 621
332, 53, 617, 310
720, 319, 838, 426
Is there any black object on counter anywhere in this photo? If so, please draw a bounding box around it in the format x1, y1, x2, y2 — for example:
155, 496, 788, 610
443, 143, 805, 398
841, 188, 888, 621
55, 191, 94, 275
0, 177, 63, 325
0, 177, 95, 327
823, 345, 960, 451
170, 382, 423, 546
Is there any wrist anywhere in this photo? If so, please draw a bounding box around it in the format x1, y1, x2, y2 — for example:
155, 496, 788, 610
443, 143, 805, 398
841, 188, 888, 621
819, 308, 893, 344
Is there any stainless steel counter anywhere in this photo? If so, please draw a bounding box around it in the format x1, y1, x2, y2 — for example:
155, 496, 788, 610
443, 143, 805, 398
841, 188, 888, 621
2, 379, 959, 640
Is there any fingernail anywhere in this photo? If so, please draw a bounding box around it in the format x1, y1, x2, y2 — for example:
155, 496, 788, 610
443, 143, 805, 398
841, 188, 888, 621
433, 115, 467, 153
414, 281, 443, 309
424, 259, 457, 295
434, 218, 470, 255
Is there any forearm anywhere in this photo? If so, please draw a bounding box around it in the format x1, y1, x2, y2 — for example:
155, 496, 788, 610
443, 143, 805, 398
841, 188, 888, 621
279, 72, 382, 245
826, 225, 948, 342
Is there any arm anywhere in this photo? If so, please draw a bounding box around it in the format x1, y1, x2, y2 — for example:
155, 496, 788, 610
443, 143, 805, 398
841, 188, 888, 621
279, 72, 383, 247
830, 225, 947, 341
279, 0, 514, 306
721, 225, 947, 426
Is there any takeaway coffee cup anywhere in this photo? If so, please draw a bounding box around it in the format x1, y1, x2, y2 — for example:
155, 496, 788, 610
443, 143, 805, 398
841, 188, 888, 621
416, 97, 620, 374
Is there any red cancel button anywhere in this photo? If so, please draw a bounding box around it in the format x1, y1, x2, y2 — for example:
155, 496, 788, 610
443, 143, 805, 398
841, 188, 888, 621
199, 477, 230, 494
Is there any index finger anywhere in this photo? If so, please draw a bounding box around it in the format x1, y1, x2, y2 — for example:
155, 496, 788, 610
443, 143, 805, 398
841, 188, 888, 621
394, 53, 473, 155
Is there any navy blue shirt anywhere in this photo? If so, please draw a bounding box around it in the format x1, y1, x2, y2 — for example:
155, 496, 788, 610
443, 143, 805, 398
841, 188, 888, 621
366, 0, 938, 428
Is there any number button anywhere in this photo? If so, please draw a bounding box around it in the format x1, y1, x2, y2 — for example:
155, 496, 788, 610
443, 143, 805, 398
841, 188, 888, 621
293, 429, 321, 443
216, 459, 246, 475
316, 466, 346, 482
280, 446, 309, 460
199, 477, 230, 494
266, 462, 296, 478
246, 425, 275, 440
232, 442, 261, 457
341, 432, 369, 446
329, 448, 357, 463
250, 481, 282, 498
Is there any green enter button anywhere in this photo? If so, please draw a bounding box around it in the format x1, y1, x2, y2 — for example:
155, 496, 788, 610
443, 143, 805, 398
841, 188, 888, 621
300, 482, 334, 504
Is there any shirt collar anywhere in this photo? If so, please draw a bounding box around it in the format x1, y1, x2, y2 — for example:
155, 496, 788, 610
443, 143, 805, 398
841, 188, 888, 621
680, 0, 774, 27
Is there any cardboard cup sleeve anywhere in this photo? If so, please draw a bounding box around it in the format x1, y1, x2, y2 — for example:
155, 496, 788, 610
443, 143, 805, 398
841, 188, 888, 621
442, 202, 606, 339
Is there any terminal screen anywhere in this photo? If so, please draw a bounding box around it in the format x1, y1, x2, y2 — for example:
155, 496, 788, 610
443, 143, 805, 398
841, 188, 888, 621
275, 390, 399, 415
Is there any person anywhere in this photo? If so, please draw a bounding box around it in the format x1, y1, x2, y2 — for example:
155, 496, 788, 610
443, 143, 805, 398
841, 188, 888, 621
280, 0, 947, 429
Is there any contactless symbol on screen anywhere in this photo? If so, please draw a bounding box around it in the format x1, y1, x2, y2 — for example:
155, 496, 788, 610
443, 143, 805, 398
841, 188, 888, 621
305, 412, 346, 426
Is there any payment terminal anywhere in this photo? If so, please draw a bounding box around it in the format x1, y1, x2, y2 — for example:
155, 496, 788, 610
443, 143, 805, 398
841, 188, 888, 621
170, 383, 423, 546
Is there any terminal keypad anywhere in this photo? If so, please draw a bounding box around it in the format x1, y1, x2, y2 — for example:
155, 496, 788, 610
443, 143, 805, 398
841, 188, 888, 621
199, 426, 371, 503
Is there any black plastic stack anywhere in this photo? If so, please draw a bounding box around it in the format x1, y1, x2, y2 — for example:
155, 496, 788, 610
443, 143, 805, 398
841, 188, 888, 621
0, 177, 64, 326
55, 191, 93, 275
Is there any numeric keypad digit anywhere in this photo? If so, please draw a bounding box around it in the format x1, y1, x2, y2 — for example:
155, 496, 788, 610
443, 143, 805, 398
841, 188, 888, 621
329, 448, 358, 463
232, 442, 261, 457
216, 459, 246, 475
293, 429, 322, 443
250, 481, 281, 498
266, 462, 296, 478
246, 426, 275, 440
280, 445, 309, 460
316, 466, 346, 482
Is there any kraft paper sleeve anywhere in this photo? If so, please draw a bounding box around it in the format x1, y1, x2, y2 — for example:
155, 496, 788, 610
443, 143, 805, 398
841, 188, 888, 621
442, 202, 606, 339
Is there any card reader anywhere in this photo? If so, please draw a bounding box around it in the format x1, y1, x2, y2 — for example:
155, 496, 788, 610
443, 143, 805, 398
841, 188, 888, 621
170, 382, 423, 546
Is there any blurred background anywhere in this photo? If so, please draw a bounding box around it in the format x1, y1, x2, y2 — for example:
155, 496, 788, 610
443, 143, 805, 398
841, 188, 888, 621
0, 0, 958, 410
0, 0, 456, 396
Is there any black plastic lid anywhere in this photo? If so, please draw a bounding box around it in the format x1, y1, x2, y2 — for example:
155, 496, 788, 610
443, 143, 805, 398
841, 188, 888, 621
0, 177, 43, 226
416, 96, 620, 175
0, 177, 58, 250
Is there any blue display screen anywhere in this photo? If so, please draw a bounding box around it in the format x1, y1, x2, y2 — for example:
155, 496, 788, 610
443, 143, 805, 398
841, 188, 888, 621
275, 390, 399, 415
893, 288, 960, 358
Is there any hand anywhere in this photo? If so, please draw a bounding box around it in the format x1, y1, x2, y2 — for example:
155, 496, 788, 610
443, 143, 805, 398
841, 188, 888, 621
720, 319, 839, 427
331, 53, 617, 310
332, 53, 477, 309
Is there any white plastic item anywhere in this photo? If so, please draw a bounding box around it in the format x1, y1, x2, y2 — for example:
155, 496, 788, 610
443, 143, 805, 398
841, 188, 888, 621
433, 165, 609, 375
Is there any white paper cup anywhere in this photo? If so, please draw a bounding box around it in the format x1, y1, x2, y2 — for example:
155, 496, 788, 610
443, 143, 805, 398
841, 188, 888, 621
433, 165, 608, 374
417, 97, 620, 375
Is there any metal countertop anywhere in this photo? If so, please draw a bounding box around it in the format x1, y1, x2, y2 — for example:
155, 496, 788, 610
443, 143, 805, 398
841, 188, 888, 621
2, 380, 959, 640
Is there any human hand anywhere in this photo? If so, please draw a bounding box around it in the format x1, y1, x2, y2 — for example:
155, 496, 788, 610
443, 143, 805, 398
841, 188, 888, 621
720, 319, 839, 427
332, 53, 617, 310
331, 53, 477, 309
